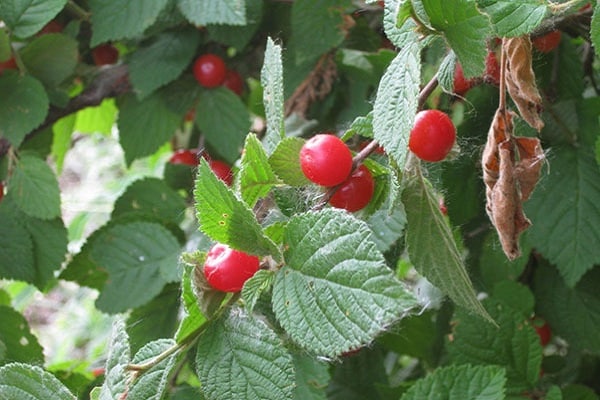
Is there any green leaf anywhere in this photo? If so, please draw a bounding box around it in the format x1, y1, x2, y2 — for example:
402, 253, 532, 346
401, 364, 506, 400
194, 158, 282, 260
422, 0, 489, 78
177, 0, 246, 26
195, 87, 251, 163
290, 0, 347, 64
402, 173, 490, 321
20, 33, 78, 87
0, 29, 10, 61
129, 29, 200, 99
479, 232, 530, 290
261, 37, 285, 154
373, 39, 421, 166
562, 384, 599, 400
74, 98, 117, 135
327, 347, 388, 400
293, 354, 329, 400
447, 298, 542, 393
0, 73, 48, 146
546, 386, 563, 400
346, 112, 374, 139
112, 177, 187, 224
524, 146, 600, 287
51, 114, 75, 173
0, 203, 34, 282
89, 0, 170, 46
534, 264, 600, 354
273, 209, 417, 357
366, 200, 406, 253
175, 264, 206, 342
593, 2, 600, 53
437, 51, 457, 94
93, 221, 181, 313
241, 269, 275, 314
492, 281, 534, 319
195, 307, 295, 400
7, 154, 61, 219
117, 92, 180, 165
100, 319, 131, 400
383, 0, 417, 48
0, 363, 75, 399
269, 137, 311, 186
477, 0, 548, 37
207, 0, 263, 50
0, 306, 44, 366
0, 0, 67, 38
378, 311, 438, 365
239, 133, 280, 208
128, 339, 178, 400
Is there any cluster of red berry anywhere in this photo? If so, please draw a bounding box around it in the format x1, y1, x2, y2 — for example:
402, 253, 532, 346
169, 149, 233, 186
192, 53, 244, 95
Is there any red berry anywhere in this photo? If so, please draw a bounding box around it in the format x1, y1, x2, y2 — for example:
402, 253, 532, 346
300, 134, 353, 187
184, 108, 196, 122
38, 20, 63, 35
329, 165, 374, 212
533, 318, 552, 347
91, 368, 105, 378
193, 54, 227, 88
0, 57, 17, 75
532, 30, 561, 53
0, 182, 4, 202
203, 243, 260, 292
580, 3, 592, 11
169, 149, 198, 166
92, 44, 119, 66
453, 62, 473, 96
408, 110, 456, 162
439, 197, 448, 215
223, 69, 244, 96
209, 160, 233, 186
484, 51, 500, 86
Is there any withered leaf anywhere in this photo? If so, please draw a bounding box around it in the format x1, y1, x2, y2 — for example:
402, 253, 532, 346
514, 136, 544, 201
504, 36, 544, 131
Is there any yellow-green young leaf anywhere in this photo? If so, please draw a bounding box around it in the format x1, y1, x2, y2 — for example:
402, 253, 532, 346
0, 306, 44, 366
194, 159, 282, 260
52, 114, 75, 174
128, 339, 178, 400
402, 364, 506, 400
178, 0, 246, 26
269, 137, 310, 187
261, 37, 285, 154
239, 133, 280, 208
195, 307, 295, 400
0, 0, 66, 38
0, 73, 48, 146
100, 319, 131, 400
0, 363, 75, 399
477, 0, 548, 37
273, 209, 417, 357
402, 172, 491, 322
74, 98, 117, 135
20, 33, 78, 87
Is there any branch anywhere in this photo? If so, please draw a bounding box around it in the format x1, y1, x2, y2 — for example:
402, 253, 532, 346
0, 64, 131, 158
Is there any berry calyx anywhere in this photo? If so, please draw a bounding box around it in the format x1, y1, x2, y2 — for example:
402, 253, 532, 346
208, 160, 233, 186
532, 30, 561, 53
223, 69, 244, 96
92, 44, 119, 66
533, 318, 552, 347
453, 62, 473, 96
300, 134, 353, 187
484, 51, 500, 86
329, 165, 374, 212
203, 243, 260, 292
193, 54, 227, 88
408, 110, 456, 162
169, 149, 198, 166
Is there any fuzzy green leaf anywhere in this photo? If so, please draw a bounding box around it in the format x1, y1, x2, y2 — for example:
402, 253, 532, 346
195, 87, 251, 164
373, 39, 421, 167
293, 354, 329, 400
93, 221, 181, 313
177, 0, 246, 26
117, 93, 180, 165
366, 201, 407, 253
525, 146, 600, 287
477, 0, 548, 37
402, 173, 490, 321
241, 269, 275, 314
100, 319, 131, 400
195, 307, 295, 400
0, 0, 66, 38
269, 137, 310, 186
0, 363, 74, 399
401, 364, 506, 400
273, 209, 417, 357
422, 0, 489, 78
128, 339, 178, 400
0, 203, 34, 282
8, 154, 61, 219
89, 0, 169, 46
194, 159, 282, 260
207, 0, 263, 50
129, 29, 200, 99
261, 37, 285, 154
20, 33, 78, 87
0, 306, 44, 367
175, 264, 206, 343
239, 133, 280, 208
0, 73, 48, 146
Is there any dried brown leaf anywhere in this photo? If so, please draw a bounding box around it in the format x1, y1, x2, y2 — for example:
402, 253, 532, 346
514, 136, 544, 201
505, 37, 544, 131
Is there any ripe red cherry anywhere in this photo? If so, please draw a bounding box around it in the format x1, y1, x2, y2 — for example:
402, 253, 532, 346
208, 160, 233, 186
223, 69, 244, 96
169, 149, 198, 166
532, 30, 561, 53
0, 57, 17, 75
0, 182, 4, 202
193, 54, 227, 88
533, 318, 552, 347
484, 51, 500, 86
92, 44, 119, 66
408, 110, 456, 162
329, 165, 374, 212
38, 20, 63, 35
453, 62, 473, 96
203, 243, 260, 292
300, 134, 353, 187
